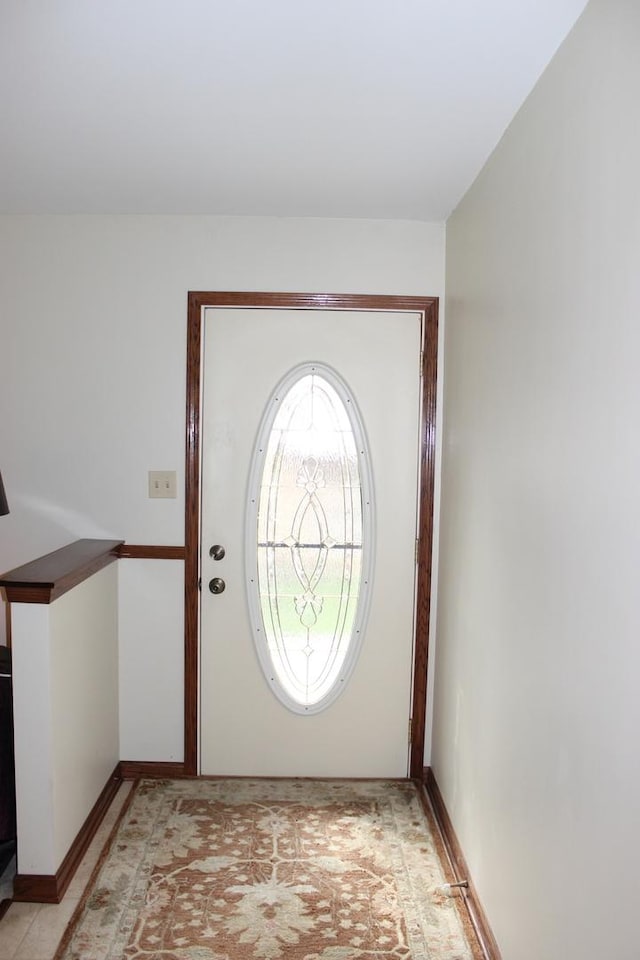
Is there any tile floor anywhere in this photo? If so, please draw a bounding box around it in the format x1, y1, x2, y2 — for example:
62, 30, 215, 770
0, 781, 133, 960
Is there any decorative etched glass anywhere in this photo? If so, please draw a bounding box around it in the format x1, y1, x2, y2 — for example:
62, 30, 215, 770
246, 363, 374, 714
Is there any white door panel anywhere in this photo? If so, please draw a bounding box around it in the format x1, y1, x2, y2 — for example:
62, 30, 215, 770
200, 308, 421, 776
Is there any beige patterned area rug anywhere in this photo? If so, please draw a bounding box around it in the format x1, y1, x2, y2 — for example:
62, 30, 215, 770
55, 778, 480, 960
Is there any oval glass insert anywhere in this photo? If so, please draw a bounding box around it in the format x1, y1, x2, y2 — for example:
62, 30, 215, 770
246, 362, 374, 714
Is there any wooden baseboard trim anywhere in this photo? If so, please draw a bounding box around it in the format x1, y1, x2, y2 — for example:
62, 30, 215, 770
13, 764, 122, 904
118, 760, 188, 779
423, 767, 502, 960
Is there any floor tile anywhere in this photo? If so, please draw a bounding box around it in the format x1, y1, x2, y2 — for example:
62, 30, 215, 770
0, 902, 42, 960
0, 781, 134, 960
63, 857, 96, 902
13, 899, 78, 960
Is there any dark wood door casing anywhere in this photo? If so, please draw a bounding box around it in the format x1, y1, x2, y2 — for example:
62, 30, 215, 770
185, 292, 439, 778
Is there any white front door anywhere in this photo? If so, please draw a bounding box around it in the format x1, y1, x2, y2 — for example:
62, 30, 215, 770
199, 307, 422, 777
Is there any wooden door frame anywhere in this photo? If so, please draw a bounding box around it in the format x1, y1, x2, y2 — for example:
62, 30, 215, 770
184, 291, 438, 779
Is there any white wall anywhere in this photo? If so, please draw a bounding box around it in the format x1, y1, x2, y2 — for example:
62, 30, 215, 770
435, 1, 640, 958
50, 564, 119, 866
118, 559, 184, 761
0, 215, 445, 761
11, 604, 55, 873
12, 564, 118, 874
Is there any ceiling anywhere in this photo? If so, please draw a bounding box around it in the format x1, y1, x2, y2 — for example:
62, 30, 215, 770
0, 0, 588, 220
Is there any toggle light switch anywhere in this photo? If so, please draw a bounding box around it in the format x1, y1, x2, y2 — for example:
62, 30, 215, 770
148, 470, 177, 499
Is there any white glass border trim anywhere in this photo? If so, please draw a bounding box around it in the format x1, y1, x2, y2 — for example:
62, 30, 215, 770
245, 361, 375, 716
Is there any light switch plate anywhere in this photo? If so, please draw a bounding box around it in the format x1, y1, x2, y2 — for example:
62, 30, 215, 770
148, 470, 177, 499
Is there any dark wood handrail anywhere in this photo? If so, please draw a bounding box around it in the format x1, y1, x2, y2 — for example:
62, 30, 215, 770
0, 539, 124, 604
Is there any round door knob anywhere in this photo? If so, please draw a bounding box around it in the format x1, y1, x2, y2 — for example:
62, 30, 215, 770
209, 544, 226, 561
208, 577, 226, 595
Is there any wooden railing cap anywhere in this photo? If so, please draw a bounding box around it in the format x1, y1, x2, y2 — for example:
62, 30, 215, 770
0, 538, 124, 604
